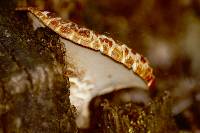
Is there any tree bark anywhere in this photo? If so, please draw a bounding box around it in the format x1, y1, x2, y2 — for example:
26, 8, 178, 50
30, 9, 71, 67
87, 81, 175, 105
0, 1, 77, 132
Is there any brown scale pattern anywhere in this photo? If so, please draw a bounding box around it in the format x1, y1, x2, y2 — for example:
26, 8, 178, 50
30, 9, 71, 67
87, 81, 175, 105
16, 7, 155, 87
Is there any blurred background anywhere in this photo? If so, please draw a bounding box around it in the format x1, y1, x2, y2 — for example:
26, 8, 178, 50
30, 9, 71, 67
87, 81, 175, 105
16, 0, 200, 132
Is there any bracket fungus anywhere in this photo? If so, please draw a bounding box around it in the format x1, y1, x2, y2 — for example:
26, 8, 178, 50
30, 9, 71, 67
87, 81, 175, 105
16, 7, 155, 128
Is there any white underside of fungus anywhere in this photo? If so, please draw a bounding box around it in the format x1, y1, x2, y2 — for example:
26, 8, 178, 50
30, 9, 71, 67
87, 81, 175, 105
16, 7, 155, 128
61, 38, 147, 127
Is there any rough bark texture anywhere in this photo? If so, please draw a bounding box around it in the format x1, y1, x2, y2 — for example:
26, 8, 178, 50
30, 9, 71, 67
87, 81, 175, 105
0, 1, 77, 132
88, 91, 178, 133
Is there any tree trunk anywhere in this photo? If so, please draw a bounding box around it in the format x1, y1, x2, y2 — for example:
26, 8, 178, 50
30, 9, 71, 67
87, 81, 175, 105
0, 1, 77, 132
